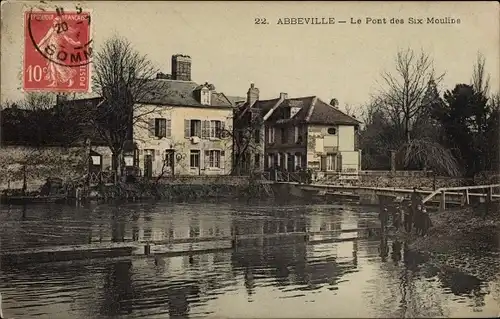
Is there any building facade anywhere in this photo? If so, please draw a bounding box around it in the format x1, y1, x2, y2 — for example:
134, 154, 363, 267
235, 84, 361, 175
63, 54, 236, 178
133, 55, 235, 177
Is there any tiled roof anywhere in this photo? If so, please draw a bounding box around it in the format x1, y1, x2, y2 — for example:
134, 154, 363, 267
306, 98, 361, 125
226, 96, 246, 107
135, 79, 233, 108
241, 95, 360, 126
253, 98, 281, 113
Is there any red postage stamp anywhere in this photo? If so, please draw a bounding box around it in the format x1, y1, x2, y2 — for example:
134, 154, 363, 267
23, 8, 92, 92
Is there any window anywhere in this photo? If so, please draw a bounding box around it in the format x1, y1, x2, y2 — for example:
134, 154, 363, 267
254, 129, 261, 143
295, 153, 302, 168
208, 150, 221, 168
254, 153, 260, 168
201, 89, 210, 105
154, 118, 170, 137
280, 127, 288, 144
326, 154, 335, 171
294, 126, 301, 143
190, 150, 200, 168
327, 127, 337, 135
150, 118, 170, 138
210, 120, 222, 138
267, 127, 275, 143
267, 153, 274, 168
185, 119, 201, 137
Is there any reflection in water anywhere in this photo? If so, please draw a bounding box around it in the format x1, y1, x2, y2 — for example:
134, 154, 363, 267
100, 261, 135, 316
0, 202, 498, 318
391, 240, 402, 263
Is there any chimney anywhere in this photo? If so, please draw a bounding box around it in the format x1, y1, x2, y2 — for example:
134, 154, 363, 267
171, 54, 192, 81
247, 83, 259, 106
280, 92, 288, 100
330, 98, 339, 108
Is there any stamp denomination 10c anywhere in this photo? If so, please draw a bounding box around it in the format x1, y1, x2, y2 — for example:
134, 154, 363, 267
23, 8, 92, 93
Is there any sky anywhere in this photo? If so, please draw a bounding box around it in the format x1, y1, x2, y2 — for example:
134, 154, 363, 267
1, 1, 499, 113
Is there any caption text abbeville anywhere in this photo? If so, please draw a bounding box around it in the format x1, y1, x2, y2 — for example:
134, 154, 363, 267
254, 16, 461, 25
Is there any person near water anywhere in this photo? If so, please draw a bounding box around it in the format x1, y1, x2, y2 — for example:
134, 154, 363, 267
413, 204, 424, 235
404, 202, 413, 232
392, 202, 402, 230
379, 206, 389, 232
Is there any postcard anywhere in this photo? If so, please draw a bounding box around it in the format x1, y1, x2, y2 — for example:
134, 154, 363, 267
0, 1, 499, 319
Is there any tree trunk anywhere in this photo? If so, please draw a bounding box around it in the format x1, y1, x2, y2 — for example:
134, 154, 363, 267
113, 150, 124, 184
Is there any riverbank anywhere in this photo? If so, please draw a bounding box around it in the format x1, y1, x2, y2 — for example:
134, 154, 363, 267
1, 175, 271, 204
406, 204, 500, 282
90, 178, 268, 201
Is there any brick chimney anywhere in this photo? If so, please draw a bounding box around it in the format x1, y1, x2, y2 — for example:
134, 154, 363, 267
247, 83, 259, 106
171, 54, 192, 81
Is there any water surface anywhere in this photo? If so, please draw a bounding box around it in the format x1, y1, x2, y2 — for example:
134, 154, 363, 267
1, 201, 499, 318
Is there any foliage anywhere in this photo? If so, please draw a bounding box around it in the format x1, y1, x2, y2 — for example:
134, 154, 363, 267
432, 84, 497, 176
1, 93, 83, 147
358, 49, 499, 176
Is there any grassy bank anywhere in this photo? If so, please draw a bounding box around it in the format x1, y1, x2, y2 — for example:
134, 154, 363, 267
89, 178, 268, 201
405, 204, 500, 282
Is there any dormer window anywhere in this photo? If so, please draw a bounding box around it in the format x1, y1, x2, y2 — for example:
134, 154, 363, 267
201, 87, 210, 105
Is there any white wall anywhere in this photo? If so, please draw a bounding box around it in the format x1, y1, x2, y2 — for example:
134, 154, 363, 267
338, 125, 355, 151
133, 104, 233, 176
340, 151, 359, 172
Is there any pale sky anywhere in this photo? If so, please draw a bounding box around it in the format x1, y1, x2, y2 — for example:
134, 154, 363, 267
1, 1, 499, 112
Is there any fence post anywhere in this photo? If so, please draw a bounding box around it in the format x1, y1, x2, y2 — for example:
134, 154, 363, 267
440, 190, 446, 212
461, 189, 470, 206
486, 187, 493, 216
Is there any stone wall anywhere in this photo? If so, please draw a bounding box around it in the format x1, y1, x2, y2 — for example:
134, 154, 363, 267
158, 175, 250, 186
0, 145, 112, 191
321, 170, 470, 189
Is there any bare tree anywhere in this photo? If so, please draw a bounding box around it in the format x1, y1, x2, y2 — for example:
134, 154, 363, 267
230, 111, 264, 175
365, 48, 461, 175
343, 103, 360, 118
378, 48, 445, 143
91, 35, 167, 180
472, 53, 490, 97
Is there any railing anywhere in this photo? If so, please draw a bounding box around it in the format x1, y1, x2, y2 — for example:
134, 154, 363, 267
87, 171, 116, 185
422, 183, 500, 212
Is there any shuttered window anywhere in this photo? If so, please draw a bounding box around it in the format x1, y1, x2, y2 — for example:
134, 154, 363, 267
185, 120, 201, 137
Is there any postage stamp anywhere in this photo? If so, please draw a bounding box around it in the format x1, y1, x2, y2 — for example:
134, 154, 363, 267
23, 7, 92, 93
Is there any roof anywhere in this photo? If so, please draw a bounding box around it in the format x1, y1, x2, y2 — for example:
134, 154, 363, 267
306, 98, 361, 125
135, 79, 233, 108
226, 96, 246, 107
240, 96, 360, 126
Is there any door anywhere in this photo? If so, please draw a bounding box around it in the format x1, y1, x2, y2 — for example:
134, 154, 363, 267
144, 154, 153, 179
287, 153, 295, 172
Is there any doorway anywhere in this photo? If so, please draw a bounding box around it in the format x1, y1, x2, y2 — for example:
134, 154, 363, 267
144, 154, 153, 178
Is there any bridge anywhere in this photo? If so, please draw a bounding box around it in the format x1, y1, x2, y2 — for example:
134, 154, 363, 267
257, 171, 500, 211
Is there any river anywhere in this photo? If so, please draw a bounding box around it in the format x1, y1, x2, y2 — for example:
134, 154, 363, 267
0, 201, 499, 318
